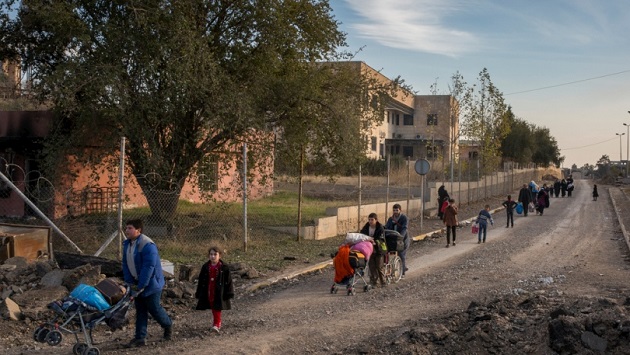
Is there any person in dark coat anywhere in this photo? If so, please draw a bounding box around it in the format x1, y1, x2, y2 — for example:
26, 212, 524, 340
361, 213, 386, 287
385, 204, 409, 277
437, 185, 449, 220
196, 246, 234, 333
592, 184, 599, 201
553, 179, 561, 198
517, 184, 531, 217
536, 185, 549, 215
560, 179, 567, 197
443, 198, 458, 247
566, 175, 575, 197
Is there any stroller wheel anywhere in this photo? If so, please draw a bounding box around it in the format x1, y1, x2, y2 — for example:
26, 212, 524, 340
347, 287, 355, 296
33, 326, 46, 342
363, 285, 370, 292
36, 328, 50, 343
83, 346, 100, 355
45, 330, 63, 346
73, 343, 88, 355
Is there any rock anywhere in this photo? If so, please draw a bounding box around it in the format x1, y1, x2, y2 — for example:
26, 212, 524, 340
241, 268, 260, 279
0, 297, 21, 320
0, 264, 17, 271
548, 317, 583, 354
34, 261, 53, 277
1, 288, 12, 300
178, 264, 201, 282
62, 264, 102, 290
581, 331, 607, 352
40, 269, 67, 288
3, 257, 28, 268
12, 286, 68, 310
165, 287, 183, 299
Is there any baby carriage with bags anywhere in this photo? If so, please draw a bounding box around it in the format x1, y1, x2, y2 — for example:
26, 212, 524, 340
330, 237, 372, 296
33, 278, 132, 355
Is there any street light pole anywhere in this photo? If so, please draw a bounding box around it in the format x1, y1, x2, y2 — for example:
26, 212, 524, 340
616, 133, 625, 166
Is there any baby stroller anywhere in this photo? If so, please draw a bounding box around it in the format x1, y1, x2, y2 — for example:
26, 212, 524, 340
330, 242, 371, 296
33, 279, 132, 355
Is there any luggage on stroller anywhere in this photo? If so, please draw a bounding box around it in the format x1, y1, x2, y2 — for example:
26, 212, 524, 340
385, 229, 405, 253
330, 244, 371, 296
34, 279, 132, 355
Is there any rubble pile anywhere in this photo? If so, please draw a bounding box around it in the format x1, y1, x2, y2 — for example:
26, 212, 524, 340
349, 291, 630, 354
0, 255, 262, 350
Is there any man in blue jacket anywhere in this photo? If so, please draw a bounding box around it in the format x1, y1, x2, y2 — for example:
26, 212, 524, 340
123, 219, 173, 347
385, 204, 410, 277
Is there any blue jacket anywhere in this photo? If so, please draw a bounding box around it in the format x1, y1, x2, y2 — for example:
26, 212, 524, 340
122, 234, 165, 297
477, 209, 494, 226
385, 213, 410, 249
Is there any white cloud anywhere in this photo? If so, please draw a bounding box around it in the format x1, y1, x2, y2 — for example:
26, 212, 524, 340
343, 0, 480, 57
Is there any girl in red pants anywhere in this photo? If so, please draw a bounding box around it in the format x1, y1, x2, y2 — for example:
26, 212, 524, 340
195, 246, 234, 333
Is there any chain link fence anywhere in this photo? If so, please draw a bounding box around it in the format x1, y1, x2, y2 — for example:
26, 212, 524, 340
1, 152, 554, 266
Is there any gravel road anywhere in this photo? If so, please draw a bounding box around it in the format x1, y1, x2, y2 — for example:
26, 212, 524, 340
7, 178, 630, 354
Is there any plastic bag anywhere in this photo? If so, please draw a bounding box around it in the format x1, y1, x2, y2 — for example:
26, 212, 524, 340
471, 224, 479, 234
528, 202, 535, 213
515, 202, 523, 215
70, 284, 110, 311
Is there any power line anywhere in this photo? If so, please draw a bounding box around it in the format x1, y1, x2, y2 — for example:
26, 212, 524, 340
505, 69, 630, 95
561, 137, 617, 151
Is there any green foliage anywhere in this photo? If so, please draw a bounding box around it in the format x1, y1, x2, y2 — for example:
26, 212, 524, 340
457, 68, 510, 173
1, 0, 347, 219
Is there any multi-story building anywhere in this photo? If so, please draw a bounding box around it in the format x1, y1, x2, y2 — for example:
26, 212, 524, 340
359, 62, 459, 163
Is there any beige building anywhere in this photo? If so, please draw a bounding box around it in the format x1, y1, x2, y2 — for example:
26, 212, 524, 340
358, 62, 460, 163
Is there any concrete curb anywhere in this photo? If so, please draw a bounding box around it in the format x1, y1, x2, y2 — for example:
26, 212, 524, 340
245, 259, 332, 293
609, 187, 630, 252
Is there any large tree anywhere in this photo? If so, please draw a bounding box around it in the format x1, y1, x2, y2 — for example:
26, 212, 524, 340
0, 0, 355, 219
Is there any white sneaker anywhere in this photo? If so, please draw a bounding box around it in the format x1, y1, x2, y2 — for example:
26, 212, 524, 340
211, 326, 221, 333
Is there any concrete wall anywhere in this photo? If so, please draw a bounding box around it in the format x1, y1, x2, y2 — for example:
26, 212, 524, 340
295, 168, 547, 240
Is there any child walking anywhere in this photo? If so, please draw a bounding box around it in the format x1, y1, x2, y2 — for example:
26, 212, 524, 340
476, 205, 494, 244
502, 195, 517, 228
195, 246, 234, 333
592, 184, 599, 201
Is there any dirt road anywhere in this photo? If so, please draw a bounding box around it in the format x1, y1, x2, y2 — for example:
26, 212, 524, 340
10, 179, 630, 354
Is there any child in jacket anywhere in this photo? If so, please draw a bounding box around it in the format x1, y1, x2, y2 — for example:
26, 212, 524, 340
476, 205, 494, 243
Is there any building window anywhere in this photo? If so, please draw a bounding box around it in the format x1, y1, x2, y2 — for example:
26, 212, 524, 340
390, 145, 400, 155
387, 111, 390, 123
379, 143, 384, 157
402, 146, 413, 157
395, 113, 400, 126
427, 114, 438, 126
371, 136, 377, 151
468, 151, 479, 159
403, 114, 413, 125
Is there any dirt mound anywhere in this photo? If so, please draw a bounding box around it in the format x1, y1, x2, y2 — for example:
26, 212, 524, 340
346, 291, 630, 354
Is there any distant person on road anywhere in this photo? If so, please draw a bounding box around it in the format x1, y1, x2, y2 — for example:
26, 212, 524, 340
385, 203, 409, 277
592, 184, 599, 201
518, 184, 531, 217
566, 175, 575, 197
443, 198, 458, 248
195, 246, 234, 334
536, 185, 549, 215
502, 195, 517, 228
361, 213, 386, 287
529, 181, 539, 207
553, 179, 561, 198
437, 185, 449, 220
560, 179, 567, 197
476, 205, 494, 243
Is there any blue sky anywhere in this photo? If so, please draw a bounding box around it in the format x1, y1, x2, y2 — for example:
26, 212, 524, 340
332, 0, 630, 168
